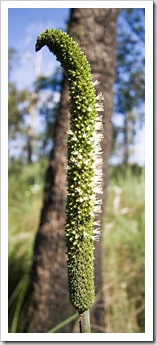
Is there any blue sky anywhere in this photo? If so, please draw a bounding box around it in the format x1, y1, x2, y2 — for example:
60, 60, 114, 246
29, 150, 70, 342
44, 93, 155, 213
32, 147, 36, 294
8, 8, 70, 88
8, 8, 70, 48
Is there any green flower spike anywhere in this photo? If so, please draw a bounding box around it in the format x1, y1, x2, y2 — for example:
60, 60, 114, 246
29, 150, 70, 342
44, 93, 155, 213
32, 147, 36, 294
35, 29, 103, 315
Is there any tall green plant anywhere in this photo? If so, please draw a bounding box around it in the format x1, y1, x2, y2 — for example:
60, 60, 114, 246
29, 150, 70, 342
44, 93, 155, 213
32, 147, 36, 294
35, 28, 103, 332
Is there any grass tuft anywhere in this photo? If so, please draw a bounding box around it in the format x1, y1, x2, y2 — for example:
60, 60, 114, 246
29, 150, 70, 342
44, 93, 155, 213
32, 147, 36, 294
103, 166, 145, 332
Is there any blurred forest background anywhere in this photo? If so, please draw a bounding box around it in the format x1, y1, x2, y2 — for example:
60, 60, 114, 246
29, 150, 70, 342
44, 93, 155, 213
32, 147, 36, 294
8, 8, 145, 333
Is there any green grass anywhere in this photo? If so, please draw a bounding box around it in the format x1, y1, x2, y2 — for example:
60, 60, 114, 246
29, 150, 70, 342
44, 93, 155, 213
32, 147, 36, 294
103, 166, 145, 332
8, 159, 47, 332
8, 160, 145, 333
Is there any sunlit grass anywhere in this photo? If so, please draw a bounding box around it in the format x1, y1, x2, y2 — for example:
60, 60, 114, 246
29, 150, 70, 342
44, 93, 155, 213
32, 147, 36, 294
103, 166, 145, 332
8, 159, 47, 332
8, 161, 145, 332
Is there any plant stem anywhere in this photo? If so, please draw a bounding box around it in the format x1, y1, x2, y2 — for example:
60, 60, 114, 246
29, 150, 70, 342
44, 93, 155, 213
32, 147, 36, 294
79, 309, 91, 333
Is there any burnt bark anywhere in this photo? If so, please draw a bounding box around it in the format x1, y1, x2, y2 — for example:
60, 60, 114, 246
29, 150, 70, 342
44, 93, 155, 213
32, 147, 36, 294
22, 8, 119, 333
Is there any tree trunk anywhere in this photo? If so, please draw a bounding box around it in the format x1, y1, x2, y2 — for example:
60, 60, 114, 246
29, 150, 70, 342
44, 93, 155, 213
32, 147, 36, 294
22, 8, 119, 333
27, 92, 37, 164
123, 113, 129, 164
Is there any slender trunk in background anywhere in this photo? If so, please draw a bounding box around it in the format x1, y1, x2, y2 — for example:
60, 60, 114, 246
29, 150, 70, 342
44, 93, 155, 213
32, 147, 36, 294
22, 8, 119, 333
27, 92, 37, 164
123, 113, 129, 164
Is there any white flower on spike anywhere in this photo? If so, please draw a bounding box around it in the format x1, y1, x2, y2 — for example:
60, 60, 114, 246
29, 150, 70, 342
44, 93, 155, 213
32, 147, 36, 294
91, 81, 104, 239
96, 92, 104, 101
88, 106, 93, 112
67, 129, 74, 135
96, 102, 104, 112
93, 80, 100, 86
93, 228, 101, 237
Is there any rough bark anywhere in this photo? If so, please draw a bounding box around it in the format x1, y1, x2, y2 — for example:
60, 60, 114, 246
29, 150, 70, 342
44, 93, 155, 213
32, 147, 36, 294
22, 8, 119, 333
